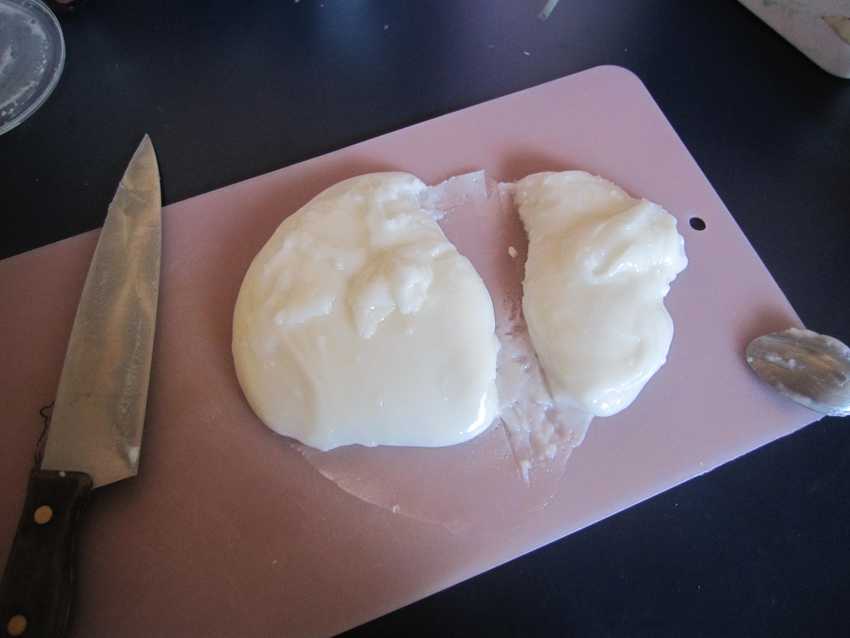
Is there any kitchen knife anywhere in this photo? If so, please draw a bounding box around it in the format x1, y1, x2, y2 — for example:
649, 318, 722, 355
0, 135, 161, 638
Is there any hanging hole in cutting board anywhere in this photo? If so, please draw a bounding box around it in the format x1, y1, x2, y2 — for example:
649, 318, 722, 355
689, 216, 706, 231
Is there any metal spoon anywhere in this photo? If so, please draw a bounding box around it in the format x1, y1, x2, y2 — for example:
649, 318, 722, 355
746, 327, 850, 417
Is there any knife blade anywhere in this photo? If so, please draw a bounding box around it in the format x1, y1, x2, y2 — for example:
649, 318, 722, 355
0, 135, 161, 638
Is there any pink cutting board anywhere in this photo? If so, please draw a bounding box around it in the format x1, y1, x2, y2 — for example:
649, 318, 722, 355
0, 66, 818, 637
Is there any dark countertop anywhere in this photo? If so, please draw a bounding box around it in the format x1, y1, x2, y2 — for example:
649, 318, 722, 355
2, 1, 849, 636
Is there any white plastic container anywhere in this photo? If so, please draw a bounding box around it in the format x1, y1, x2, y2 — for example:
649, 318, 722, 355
739, 0, 850, 78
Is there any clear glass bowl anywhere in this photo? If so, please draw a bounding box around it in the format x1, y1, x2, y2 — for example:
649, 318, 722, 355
0, 0, 65, 135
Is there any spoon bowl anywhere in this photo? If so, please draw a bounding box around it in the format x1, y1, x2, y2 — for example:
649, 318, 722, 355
746, 327, 850, 417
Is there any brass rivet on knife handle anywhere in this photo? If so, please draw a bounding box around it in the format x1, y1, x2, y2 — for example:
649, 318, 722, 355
6, 614, 27, 636
33, 506, 53, 526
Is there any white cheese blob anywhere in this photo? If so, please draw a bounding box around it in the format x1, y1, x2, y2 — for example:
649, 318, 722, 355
233, 173, 499, 450
515, 171, 688, 417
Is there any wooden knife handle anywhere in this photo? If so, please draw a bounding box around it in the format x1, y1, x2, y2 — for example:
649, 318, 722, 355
0, 470, 92, 638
